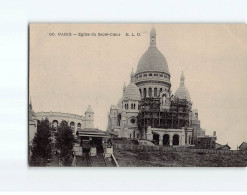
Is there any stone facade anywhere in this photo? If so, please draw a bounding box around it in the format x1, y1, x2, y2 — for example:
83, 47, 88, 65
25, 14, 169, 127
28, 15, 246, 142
107, 27, 216, 148
28, 103, 94, 145
35, 105, 94, 134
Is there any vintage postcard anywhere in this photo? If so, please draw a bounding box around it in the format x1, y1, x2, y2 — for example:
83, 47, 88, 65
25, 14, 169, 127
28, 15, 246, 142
28, 24, 247, 167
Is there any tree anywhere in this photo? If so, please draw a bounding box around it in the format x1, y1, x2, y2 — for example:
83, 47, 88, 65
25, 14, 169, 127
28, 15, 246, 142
30, 118, 52, 166
55, 120, 74, 166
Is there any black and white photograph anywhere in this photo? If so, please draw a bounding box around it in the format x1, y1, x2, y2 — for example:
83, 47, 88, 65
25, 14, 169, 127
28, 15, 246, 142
29, 24, 247, 167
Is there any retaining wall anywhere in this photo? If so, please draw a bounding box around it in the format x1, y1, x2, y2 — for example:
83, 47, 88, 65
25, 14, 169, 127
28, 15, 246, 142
113, 144, 247, 155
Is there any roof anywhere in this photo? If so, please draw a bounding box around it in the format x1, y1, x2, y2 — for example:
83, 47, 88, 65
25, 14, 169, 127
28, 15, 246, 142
124, 70, 140, 100
124, 82, 140, 100
76, 128, 109, 138
136, 47, 169, 74
136, 28, 169, 75
217, 144, 231, 150
239, 142, 247, 149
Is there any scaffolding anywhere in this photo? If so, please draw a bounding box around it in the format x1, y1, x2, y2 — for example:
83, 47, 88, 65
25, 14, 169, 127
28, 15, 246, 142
137, 96, 192, 131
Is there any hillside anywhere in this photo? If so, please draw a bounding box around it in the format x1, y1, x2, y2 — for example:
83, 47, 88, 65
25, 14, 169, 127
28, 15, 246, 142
114, 148, 247, 167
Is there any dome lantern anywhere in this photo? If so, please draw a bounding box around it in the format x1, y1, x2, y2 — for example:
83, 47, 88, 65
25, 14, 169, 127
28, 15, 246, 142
150, 26, 156, 47
180, 71, 185, 86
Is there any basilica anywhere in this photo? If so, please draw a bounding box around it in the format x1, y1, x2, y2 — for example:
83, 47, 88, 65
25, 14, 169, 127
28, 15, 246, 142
107, 27, 216, 148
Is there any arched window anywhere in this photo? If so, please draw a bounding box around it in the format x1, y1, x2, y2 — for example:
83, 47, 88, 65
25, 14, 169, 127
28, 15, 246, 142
70, 121, 75, 133
153, 133, 160, 145
143, 88, 146, 98
163, 134, 170, 146
52, 120, 58, 128
139, 89, 142, 98
127, 104, 128, 109
148, 88, 152, 97
77, 123, 81, 130
131, 103, 133, 109
117, 114, 121, 126
134, 104, 136, 109
173, 134, 179, 146
154, 88, 157, 97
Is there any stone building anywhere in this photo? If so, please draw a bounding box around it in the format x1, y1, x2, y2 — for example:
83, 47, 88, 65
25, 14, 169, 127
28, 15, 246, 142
107, 27, 216, 148
28, 102, 94, 146
238, 142, 247, 151
35, 105, 94, 133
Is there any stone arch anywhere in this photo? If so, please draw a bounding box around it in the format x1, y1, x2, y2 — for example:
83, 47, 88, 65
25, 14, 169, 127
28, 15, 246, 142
143, 88, 147, 98
70, 121, 75, 133
153, 133, 160, 145
148, 87, 152, 97
52, 120, 58, 128
77, 123, 81, 130
117, 114, 121, 126
163, 134, 170, 146
154, 87, 157, 97
173, 134, 179, 146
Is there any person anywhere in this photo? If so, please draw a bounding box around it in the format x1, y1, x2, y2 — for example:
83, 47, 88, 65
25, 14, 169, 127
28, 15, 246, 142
107, 138, 112, 148
72, 154, 77, 167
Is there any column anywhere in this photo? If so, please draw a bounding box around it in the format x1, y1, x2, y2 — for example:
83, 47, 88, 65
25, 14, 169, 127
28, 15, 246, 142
159, 135, 163, 146
169, 134, 173, 146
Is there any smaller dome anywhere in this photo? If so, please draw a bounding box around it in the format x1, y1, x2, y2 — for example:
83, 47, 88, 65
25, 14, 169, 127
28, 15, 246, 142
175, 86, 191, 101
124, 83, 140, 100
175, 72, 191, 101
124, 70, 141, 100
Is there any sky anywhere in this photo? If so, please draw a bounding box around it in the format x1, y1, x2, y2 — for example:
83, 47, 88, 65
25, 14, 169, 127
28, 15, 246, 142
29, 24, 247, 149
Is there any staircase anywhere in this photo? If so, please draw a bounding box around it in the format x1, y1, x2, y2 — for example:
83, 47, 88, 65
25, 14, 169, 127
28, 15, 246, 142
90, 154, 107, 167
75, 153, 118, 167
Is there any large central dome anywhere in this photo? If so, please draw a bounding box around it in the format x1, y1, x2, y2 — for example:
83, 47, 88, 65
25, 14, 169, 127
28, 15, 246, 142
136, 47, 169, 74
136, 27, 169, 75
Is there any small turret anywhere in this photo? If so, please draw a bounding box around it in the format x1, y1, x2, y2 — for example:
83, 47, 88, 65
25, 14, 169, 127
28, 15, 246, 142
130, 68, 135, 82
123, 82, 126, 94
85, 105, 94, 128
